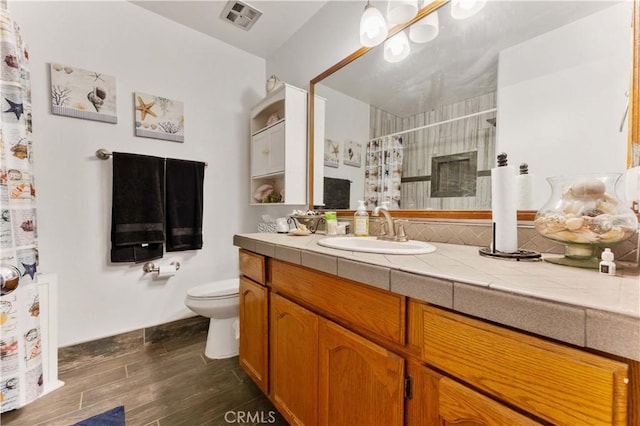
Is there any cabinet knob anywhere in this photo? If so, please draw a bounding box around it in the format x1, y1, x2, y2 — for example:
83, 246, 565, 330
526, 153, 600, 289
262, 148, 270, 155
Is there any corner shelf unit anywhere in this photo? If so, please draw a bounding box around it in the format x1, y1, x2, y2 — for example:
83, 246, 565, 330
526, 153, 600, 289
250, 83, 307, 205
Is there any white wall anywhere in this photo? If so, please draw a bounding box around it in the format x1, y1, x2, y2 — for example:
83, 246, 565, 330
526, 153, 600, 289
266, 1, 367, 89
10, 0, 265, 346
316, 85, 369, 209
497, 3, 632, 208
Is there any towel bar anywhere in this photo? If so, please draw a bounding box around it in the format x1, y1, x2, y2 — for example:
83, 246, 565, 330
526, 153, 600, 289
96, 149, 208, 167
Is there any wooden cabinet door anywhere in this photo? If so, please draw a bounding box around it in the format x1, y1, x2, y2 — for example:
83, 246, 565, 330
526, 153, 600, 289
239, 277, 268, 393
405, 361, 441, 426
318, 318, 404, 426
270, 294, 318, 426
438, 377, 542, 426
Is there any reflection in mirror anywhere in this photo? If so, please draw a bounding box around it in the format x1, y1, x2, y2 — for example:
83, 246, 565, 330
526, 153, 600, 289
313, 1, 632, 212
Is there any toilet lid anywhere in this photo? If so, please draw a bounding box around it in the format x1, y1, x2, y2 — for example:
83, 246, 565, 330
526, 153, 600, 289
187, 278, 239, 298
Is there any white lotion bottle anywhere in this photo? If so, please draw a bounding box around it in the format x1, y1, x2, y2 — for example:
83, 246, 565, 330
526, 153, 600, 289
354, 200, 369, 236
599, 248, 616, 275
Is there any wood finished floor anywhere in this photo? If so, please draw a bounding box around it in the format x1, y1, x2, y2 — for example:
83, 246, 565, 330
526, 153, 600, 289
1, 331, 288, 426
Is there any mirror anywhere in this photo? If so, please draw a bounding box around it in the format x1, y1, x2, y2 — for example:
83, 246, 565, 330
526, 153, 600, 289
309, 0, 635, 217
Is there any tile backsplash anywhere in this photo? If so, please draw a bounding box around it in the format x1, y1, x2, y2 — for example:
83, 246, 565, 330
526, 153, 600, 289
353, 218, 639, 264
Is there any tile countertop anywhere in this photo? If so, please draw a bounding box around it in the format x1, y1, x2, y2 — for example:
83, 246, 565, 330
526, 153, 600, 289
233, 232, 640, 361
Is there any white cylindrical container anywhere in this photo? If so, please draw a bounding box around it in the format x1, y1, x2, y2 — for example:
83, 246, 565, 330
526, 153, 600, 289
491, 154, 518, 253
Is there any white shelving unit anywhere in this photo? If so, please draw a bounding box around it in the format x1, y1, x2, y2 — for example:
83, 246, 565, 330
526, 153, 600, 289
250, 84, 307, 205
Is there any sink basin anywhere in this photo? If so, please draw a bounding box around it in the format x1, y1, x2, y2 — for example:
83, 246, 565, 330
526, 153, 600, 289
317, 236, 436, 255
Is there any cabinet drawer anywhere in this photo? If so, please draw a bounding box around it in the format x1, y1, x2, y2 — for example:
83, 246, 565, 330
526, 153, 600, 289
421, 305, 628, 425
271, 260, 405, 345
239, 249, 266, 285
439, 377, 542, 425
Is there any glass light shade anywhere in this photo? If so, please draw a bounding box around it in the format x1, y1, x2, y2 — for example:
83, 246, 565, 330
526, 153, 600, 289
451, 0, 486, 20
360, 4, 388, 47
384, 30, 411, 63
386, 0, 419, 27
409, 10, 439, 43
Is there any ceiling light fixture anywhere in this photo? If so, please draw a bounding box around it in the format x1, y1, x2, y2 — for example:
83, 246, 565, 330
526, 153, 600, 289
386, 0, 419, 27
451, 0, 486, 20
384, 30, 411, 63
360, 1, 388, 47
409, 10, 439, 43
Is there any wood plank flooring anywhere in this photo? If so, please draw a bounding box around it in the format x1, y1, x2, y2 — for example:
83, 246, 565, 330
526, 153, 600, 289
1, 327, 288, 425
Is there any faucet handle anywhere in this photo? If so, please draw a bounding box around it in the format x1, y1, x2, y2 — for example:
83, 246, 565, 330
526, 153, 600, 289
394, 219, 409, 241
379, 221, 388, 236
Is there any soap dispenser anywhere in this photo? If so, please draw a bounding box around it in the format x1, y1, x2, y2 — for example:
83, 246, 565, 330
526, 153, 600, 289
354, 200, 369, 236
599, 248, 616, 275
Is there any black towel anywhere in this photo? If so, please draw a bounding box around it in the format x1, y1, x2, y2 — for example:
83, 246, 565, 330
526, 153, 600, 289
111, 152, 165, 263
165, 158, 205, 251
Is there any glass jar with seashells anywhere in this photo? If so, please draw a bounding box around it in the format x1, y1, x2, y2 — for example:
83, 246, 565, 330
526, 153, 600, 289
534, 173, 638, 268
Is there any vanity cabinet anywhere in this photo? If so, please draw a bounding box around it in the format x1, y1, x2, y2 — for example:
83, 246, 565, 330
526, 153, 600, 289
238, 250, 268, 393
236, 248, 633, 425
250, 84, 307, 205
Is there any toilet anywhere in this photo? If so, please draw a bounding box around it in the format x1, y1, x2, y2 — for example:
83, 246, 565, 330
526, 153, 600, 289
184, 278, 240, 359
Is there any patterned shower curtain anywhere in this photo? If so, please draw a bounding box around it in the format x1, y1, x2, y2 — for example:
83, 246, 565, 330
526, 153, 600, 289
0, 1, 43, 413
364, 135, 403, 210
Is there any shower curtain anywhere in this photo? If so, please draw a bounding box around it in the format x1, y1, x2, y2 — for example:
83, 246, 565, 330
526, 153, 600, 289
0, 1, 43, 412
364, 135, 403, 209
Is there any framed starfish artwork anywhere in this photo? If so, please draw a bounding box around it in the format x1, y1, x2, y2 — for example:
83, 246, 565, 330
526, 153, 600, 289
49, 63, 117, 123
324, 139, 339, 168
134, 92, 184, 143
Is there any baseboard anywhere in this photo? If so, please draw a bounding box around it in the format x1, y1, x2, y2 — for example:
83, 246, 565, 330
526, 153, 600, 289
58, 316, 209, 367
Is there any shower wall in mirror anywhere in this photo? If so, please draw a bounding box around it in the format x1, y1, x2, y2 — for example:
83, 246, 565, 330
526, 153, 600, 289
312, 1, 632, 212
367, 92, 496, 210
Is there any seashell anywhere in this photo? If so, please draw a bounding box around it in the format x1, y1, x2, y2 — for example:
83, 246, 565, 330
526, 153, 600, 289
565, 217, 584, 231
598, 226, 626, 244
554, 230, 596, 244
566, 178, 605, 199
64, 66, 73, 74
52, 64, 63, 72
151, 124, 157, 130
253, 184, 273, 202
4, 55, 18, 68
561, 200, 584, 215
135, 121, 142, 128
582, 208, 604, 217
596, 193, 619, 214
143, 123, 150, 128
86, 87, 105, 112
10, 143, 27, 160
19, 220, 34, 232
586, 216, 612, 234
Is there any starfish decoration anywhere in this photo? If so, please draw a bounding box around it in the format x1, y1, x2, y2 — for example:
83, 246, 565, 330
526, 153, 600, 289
21, 262, 36, 280
88, 71, 104, 82
4, 98, 23, 120
331, 143, 339, 158
136, 96, 157, 121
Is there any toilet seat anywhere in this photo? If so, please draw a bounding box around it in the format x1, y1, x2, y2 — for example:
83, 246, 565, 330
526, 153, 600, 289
187, 278, 239, 299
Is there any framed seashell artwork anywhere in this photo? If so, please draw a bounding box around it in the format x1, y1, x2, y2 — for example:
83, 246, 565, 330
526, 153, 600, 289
49, 63, 117, 124
134, 92, 184, 143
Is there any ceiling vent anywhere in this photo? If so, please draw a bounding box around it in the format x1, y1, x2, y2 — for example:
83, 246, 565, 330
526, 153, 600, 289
220, 0, 263, 31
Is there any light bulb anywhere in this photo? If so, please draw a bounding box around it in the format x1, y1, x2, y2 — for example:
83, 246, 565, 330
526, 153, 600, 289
360, 3, 388, 47
451, 0, 486, 20
384, 30, 410, 63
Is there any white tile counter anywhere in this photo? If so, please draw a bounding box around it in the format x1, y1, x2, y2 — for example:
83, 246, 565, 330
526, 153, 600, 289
234, 232, 640, 360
